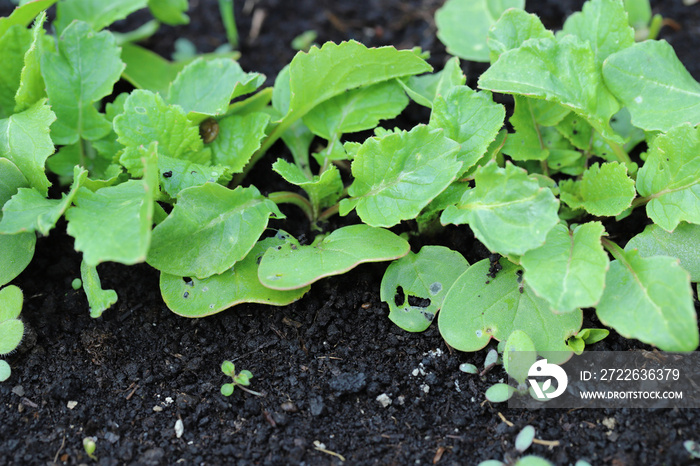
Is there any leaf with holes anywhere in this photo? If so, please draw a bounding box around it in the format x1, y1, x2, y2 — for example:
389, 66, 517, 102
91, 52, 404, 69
381, 245, 469, 332
160, 233, 310, 317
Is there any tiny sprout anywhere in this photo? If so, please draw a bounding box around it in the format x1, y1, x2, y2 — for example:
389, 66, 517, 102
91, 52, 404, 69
83, 437, 97, 461
220, 360, 263, 397
71, 278, 82, 290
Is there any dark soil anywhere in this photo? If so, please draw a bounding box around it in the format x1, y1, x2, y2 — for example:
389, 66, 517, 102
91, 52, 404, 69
1, 1, 699, 465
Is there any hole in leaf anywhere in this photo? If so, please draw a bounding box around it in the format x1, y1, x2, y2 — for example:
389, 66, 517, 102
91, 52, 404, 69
183, 291, 189, 298
394, 286, 405, 307
182, 277, 194, 286
420, 311, 435, 322
408, 295, 431, 308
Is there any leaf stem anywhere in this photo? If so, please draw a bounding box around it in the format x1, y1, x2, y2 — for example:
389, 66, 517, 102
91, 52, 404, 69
606, 139, 634, 169
601, 237, 625, 262
237, 385, 264, 397
267, 191, 314, 223
318, 203, 340, 222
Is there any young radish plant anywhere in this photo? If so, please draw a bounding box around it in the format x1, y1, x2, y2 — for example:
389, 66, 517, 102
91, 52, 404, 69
0, 0, 698, 390
382, 0, 699, 371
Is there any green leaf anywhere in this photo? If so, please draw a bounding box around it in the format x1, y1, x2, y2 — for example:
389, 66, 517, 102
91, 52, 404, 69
282, 40, 431, 130
636, 124, 700, 231
0, 0, 57, 37
380, 245, 469, 332
157, 155, 231, 198
0, 285, 22, 321
515, 456, 554, 466
436, 0, 525, 62
0, 24, 31, 118
596, 249, 698, 351
41, 21, 124, 144
484, 383, 516, 403
14, 12, 47, 113
603, 40, 700, 132
221, 360, 235, 375
167, 58, 264, 118
441, 162, 560, 256
259, 225, 409, 290
501, 97, 570, 162
0, 232, 35, 287
55, 0, 148, 33
0, 157, 29, 209
160, 234, 310, 317
428, 86, 505, 174
0, 359, 10, 382
220, 383, 234, 396
209, 112, 270, 172
479, 35, 621, 142
502, 330, 537, 385
66, 145, 157, 266
515, 425, 536, 453
398, 56, 465, 108
236, 370, 253, 386
554, 112, 619, 161
120, 43, 188, 96
0, 100, 54, 196
80, 259, 117, 318
625, 222, 700, 282
303, 80, 408, 140
559, 162, 636, 217
438, 258, 581, 361
341, 125, 461, 228
114, 90, 206, 176
148, 0, 189, 25
0, 166, 87, 235
487, 9, 553, 63
0, 319, 23, 354
148, 184, 282, 279
561, 0, 635, 68
521, 222, 609, 313
273, 160, 343, 213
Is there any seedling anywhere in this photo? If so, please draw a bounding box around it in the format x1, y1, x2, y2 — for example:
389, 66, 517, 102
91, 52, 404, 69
477, 425, 554, 466
0, 285, 24, 382
82, 437, 97, 461
220, 360, 262, 397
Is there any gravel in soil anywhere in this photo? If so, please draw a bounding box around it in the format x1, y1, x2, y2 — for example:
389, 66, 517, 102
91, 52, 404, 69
1, 0, 699, 465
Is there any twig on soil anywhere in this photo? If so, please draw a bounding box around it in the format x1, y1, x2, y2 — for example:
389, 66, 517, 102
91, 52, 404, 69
497, 412, 514, 427
532, 438, 561, 449
313, 441, 346, 462
52, 434, 66, 464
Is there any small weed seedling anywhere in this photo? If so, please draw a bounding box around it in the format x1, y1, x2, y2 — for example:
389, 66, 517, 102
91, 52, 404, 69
220, 360, 262, 397
82, 437, 97, 461
0, 285, 24, 382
